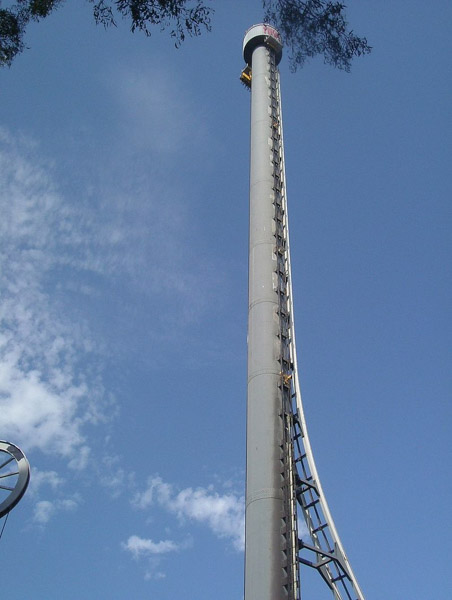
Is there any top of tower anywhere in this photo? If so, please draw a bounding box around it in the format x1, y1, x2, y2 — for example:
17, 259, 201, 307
243, 24, 283, 66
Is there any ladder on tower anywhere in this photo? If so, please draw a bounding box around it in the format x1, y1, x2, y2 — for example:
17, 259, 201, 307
268, 48, 365, 600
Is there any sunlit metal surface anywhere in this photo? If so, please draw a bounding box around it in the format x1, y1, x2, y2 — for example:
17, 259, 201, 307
242, 24, 365, 600
0, 441, 31, 519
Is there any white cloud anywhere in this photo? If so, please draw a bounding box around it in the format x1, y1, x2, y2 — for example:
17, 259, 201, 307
123, 535, 184, 558
98, 453, 138, 498
0, 124, 226, 531
133, 476, 245, 551
27, 465, 81, 527
122, 533, 192, 581
132, 476, 172, 509
33, 500, 54, 524
33, 496, 80, 524
0, 345, 90, 459
297, 514, 309, 541
27, 468, 63, 497
171, 487, 245, 550
125, 475, 244, 581
0, 129, 111, 464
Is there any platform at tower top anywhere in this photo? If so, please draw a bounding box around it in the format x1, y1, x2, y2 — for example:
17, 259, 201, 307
243, 24, 283, 66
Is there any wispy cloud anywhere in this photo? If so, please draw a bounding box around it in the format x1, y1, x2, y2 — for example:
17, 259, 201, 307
27, 468, 81, 528
110, 64, 209, 158
0, 347, 91, 461
122, 533, 192, 581
124, 475, 244, 580
98, 453, 136, 498
33, 496, 80, 524
27, 468, 63, 497
0, 123, 215, 469
0, 124, 230, 544
132, 476, 245, 551
123, 534, 188, 558
0, 128, 109, 464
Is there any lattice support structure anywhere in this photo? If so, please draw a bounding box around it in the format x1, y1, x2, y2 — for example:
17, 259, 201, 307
242, 24, 365, 600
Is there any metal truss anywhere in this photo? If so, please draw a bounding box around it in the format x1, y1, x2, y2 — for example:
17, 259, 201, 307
268, 49, 366, 600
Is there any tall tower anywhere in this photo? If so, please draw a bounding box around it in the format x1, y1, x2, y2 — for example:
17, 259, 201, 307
241, 25, 365, 600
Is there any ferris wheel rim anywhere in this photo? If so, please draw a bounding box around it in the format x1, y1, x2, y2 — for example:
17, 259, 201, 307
0, 440, 31, 519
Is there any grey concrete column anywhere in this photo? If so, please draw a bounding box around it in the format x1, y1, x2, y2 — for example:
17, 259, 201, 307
245, 43, 285, 600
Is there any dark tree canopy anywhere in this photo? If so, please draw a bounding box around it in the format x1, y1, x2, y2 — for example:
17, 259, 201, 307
264, 0, 371, 72
0, 0, 370, 69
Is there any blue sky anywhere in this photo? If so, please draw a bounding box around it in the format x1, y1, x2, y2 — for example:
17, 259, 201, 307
0, 1, 451, 598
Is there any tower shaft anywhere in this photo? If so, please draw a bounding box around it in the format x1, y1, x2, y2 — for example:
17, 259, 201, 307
245, 26, 298, 600
242, 24, 366, 600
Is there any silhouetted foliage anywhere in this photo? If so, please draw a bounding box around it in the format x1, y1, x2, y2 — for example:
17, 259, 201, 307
0, 0, 370, 69
89, 0, 212, 42
1, 0, 64, 65
263, 0, 371, 71
0, 0, 212, 66
0, 8, 22, 66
